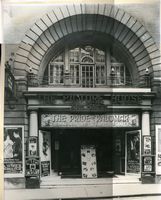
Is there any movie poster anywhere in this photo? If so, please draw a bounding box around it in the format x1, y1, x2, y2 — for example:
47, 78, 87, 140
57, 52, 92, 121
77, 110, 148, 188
156, 125, 161, 175
81, 145, 97, 178
39, 131, 51, 176
4, 126, 24, 177
28, 137, 38, 157
143, 136, 151, 155
126, 131, 141, 173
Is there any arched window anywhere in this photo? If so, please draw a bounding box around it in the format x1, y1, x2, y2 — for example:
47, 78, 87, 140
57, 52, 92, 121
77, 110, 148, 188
48, 46, 129, 87
49, 54, 64, 84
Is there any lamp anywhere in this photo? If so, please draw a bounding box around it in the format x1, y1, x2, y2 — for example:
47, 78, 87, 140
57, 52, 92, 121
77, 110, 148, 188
111, 67, 115, 74
145, 68, 149, 74
29, 67, 33, 73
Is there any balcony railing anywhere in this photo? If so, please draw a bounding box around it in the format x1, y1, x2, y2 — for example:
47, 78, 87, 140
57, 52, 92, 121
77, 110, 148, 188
27, 74, 150, 88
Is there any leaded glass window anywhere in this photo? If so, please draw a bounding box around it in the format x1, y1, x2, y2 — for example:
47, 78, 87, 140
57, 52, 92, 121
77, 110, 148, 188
48, 46, 128, 87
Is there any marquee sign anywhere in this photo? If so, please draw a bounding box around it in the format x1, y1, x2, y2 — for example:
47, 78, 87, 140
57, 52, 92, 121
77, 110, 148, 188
41, 114, 139, 128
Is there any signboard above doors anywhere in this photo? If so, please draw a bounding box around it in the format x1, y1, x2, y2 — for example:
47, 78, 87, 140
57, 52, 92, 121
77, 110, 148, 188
25, 93, 153, 109
41, 114, 139, 128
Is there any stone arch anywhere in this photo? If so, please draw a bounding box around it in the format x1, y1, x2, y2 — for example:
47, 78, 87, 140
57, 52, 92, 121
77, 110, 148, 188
14, 4, 161, 83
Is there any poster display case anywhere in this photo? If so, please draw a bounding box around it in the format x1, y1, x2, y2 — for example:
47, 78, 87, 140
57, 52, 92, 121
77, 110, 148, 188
125, 130, 141, 174
39, 130, 51, 177
156, 125, 161, 175
4, 126, 24, 177
81, 145, 97, 178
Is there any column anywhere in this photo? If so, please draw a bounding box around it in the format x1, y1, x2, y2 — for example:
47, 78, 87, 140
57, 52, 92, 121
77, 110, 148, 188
142, 111, 150, 136
29, 110, 38, 137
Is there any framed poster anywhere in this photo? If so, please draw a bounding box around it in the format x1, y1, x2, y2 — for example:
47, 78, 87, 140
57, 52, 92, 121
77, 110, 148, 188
28, 137, 38, 157
142, 156, 155, 173
125, 130, 141, 174
81, 145, 97, 179
4, 126, 24, 177
39, 130, 51, 177
156, 125, 161, 175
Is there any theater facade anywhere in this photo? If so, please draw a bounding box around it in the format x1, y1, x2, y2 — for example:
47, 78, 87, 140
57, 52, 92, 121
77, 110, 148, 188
3, 2, 161, 188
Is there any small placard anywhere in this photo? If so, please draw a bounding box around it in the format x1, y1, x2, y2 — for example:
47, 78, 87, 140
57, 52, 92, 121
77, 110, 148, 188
143, 136, 151, 155
25, 157, 40, 177
28, 137, 38, 157
142, 156, 155, 173
41, 161, 50, 177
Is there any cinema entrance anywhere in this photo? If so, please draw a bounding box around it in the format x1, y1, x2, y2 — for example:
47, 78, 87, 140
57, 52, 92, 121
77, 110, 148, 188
39, 113, 141, 179
27, 91, 153, 181
50, 128, 127, 178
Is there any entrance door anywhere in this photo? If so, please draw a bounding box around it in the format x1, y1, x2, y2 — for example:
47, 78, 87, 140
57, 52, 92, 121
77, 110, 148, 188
59, 132, 81, 177
125, 130, 141, 174
81, 65, 94, 87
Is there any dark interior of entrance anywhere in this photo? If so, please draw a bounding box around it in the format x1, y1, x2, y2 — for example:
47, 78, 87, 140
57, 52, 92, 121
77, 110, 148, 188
51, 128, 125, 178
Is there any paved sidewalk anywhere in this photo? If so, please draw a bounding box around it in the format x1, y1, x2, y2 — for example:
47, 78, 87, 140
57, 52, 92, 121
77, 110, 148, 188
4, 183, 161, 200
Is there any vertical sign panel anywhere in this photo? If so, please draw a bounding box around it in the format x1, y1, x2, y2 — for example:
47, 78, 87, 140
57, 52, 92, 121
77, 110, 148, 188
126, 130, 141, 174
4, 126, 24, 177
28, 137, 38, 156
39, 131, 51, 177
156, 125, 161, 175
81, 145, 97, 178
143, 136, 151, 155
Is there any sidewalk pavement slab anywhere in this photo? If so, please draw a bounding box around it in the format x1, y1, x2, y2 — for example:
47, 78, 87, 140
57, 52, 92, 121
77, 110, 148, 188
4, 184, 161, 200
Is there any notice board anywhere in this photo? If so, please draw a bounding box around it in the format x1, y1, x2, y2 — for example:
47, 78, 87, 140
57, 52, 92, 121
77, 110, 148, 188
81, 145, 97, 178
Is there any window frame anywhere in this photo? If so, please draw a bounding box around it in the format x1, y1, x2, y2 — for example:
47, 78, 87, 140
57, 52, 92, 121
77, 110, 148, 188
49, 61, 65, 85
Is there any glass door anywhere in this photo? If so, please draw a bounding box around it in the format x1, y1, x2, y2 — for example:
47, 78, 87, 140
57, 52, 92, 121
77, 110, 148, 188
81, 65, 94, 87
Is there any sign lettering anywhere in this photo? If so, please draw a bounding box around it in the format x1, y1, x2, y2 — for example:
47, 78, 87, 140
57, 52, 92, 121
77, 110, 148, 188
41, 114, 139, 128
111, 94, 143, 104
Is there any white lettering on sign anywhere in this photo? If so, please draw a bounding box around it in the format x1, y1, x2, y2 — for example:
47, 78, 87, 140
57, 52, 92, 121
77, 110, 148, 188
41, 114, 139, 128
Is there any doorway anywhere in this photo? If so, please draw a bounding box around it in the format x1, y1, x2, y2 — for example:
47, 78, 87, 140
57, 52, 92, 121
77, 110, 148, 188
50, 128, 126, 178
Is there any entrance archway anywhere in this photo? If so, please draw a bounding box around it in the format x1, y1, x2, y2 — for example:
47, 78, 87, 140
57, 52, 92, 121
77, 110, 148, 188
14, 4, 160, 82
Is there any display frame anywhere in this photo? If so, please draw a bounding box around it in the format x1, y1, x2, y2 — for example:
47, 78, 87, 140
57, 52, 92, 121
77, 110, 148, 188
28, 136, 38, 157
125, 130, 141, 175
4, 125, 24, 178
156, 125, 161, 175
